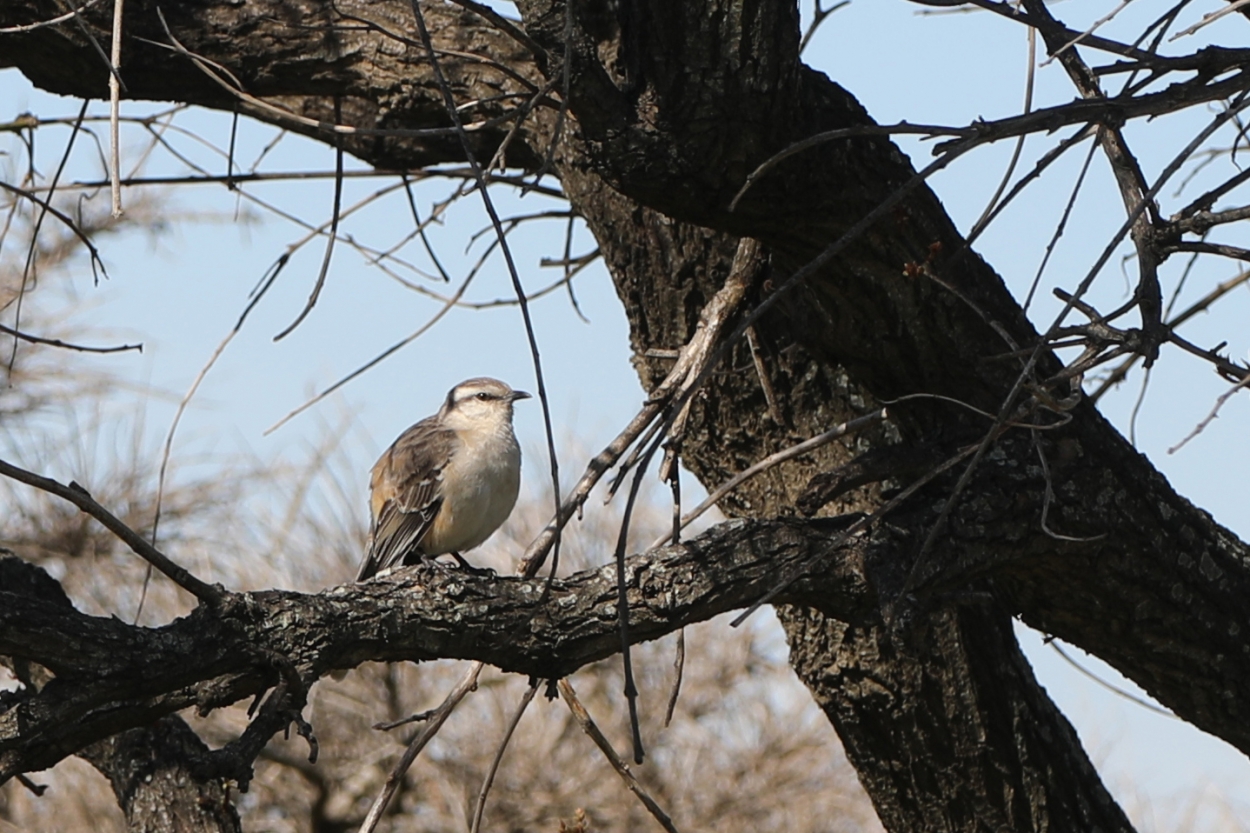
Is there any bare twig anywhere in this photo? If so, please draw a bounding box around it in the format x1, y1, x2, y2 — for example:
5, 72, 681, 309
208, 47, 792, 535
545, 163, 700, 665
1049, 641, 1177, 718
745, 325, 784, 425
1025, 0, 1165, 363
1170, 0, 1250, 40
443, 0, 543, 57
357, 662, 484, 833
470, 679, 539, 833
1167, 368, 1250, 454
898, 90, 1250, 600
650, 409, 888, 550
408, 0, 565, 589
264, 264, 480, 435
663, 629, 685, 728
558, 679, 682, 833
0, 181, 108, 281
1163, 240, 1250, 262
1091, 269, 1250, 402
149, 11, 536, 143
0, 458, 223, 604
1032, 429, 1106, 543
968, 25, 1035, 242
35, 167, 563, 199
519, 239, 761, 576
273, 98, 344, 341
732, 443, 979, 627
1038, 0, 1136, 67
799, 0, 850, 54
1023, 139, 1100, 312
141, 255, 290, 621
109, 0, 125, 217
0, 323, 139, 355
0, 0, 103, 32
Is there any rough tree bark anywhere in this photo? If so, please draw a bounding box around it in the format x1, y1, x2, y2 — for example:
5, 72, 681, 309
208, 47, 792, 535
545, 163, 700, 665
2, 2, 1248, 832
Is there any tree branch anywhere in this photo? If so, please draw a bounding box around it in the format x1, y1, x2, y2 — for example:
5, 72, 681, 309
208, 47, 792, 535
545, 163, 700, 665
0, 517, 869, 782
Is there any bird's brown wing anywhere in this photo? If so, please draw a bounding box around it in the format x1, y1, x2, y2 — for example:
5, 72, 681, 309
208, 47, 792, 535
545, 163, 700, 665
357, 417, 457, 581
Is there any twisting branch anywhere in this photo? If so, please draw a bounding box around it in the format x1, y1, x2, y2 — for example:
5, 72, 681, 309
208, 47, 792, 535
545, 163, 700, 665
1, 518, 868, 783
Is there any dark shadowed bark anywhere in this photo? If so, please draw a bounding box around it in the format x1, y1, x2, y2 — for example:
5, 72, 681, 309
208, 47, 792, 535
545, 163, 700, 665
3, 1, 1249, 831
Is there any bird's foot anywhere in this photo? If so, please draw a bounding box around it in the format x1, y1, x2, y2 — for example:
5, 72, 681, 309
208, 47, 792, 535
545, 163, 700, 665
449, 552, 496, 577
422, 552, 496, 577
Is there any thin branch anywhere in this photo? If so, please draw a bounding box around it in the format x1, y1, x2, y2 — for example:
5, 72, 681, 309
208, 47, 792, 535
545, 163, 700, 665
142, 254, 290, 621
1090, 268, 1250, 402
469, 679, 539, 833
0, 0, 103, 33
1167, 367, 1250, 454
0, 322, 141, 354
1163, 240, 1250, 262
733, 442, 979, 627
799, 0, 850, 54
10, 97, 91, 372
663, 629, 685, 728
951, 0, 1158, 61
408, 0, 565, 589
357, 662, 484, 833
264, 259, 481, 435
0, 181, 108, 282
907, 91, 1250, 598
444, 0, 543, 57
1038, 0, 1136, 68
273, 98, 344, 341
148, 11, 537, 143
1170, 0, 1250, 40
1023, 139, 1100, 313
518, 239, 760, 576
745, 325, 783, 426
0, 458, 223, 604
557, 679, 682, 833
650, 409, 888, 550
1049, 641, 1177, 718
109, 0, 125, 217
34, 168, 563, 199
968, 24, 1035, 242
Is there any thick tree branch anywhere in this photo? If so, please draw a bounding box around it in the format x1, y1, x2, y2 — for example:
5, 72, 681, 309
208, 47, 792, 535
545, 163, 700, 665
0, 517, 869, 782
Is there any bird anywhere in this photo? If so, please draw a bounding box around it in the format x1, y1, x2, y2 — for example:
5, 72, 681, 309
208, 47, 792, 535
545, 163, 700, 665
356, 377, 530, 581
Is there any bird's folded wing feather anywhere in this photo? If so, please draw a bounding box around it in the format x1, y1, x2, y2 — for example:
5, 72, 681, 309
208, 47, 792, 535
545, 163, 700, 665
357, 418, 456, 581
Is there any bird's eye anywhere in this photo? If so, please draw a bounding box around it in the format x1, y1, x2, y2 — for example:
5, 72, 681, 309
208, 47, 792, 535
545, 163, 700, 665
476, 392, 491, 401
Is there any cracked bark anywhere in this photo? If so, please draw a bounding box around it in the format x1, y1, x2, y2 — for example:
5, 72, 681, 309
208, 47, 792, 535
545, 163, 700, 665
2, 1, 1248, 831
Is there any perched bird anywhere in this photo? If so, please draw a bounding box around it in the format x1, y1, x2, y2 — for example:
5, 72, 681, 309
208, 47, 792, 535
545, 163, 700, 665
356, 377, 530, 581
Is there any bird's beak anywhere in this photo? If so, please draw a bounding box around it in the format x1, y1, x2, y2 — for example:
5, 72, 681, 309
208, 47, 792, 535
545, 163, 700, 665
511, 390, 532, 402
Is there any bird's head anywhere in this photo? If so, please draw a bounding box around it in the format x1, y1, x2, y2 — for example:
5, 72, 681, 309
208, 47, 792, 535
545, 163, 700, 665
439, 377, 531, 431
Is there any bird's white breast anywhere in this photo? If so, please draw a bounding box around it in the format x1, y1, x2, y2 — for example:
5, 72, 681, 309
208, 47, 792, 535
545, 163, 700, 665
432, 421, 522, 554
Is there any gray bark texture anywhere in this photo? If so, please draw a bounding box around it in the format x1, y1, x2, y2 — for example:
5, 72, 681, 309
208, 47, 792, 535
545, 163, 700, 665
2, 1, 1248, 831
